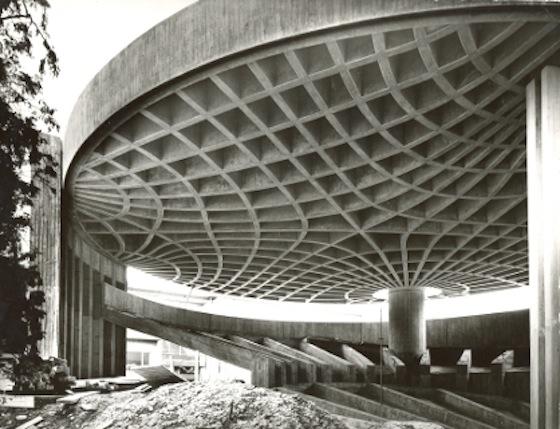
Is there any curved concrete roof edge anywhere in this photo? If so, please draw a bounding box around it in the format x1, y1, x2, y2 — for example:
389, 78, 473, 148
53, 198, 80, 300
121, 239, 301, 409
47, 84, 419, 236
63, 0, 559, 179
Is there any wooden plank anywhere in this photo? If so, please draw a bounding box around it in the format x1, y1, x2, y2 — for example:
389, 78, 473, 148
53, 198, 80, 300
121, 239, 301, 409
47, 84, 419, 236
15, 416, 43, 429
57, 391, 99, 405
0, 395, 35, 409
130, 365, 184, 386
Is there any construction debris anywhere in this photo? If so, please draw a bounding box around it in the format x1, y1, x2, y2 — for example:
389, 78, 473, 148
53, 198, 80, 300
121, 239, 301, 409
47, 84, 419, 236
128, 365, 184, 387
379, 424, 444, 429
14, 415, 42, 429
69, 381, 350, 429
56, 391, 99, 405
0, 395, 35, 409
0, 381, 446, 428
130, 383, 152, 394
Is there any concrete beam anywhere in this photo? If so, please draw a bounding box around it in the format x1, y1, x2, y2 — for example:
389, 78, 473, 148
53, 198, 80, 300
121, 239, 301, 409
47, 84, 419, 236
309, 383, 424, 422
104, 306, 288, 387
104, 307, 256, 370
260, 337, 316, 383
459, 391, 530, 423
262, 338, 327, 382
382, 348, 407, 384
363, 384, 495, 429
435, 389, 528, 429
419, 349, 431, 387
229, 335, 296, 384
278, 387, 386, 423
490, 350, 514, 395
104, 285, 532, 349
300, 339, 356, 382
251, 356, 276, 388
341, 344, 376, 382
456, 349, 472, 391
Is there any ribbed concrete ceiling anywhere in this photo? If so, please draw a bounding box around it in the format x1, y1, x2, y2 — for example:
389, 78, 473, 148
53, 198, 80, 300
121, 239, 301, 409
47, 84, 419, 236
68, 11, 560, 303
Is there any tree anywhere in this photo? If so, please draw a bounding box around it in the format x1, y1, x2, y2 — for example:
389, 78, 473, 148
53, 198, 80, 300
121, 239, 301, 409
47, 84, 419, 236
0, 0, 58, 359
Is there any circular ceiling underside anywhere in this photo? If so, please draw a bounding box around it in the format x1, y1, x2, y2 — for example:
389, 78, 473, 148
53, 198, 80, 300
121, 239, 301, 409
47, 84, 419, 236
67, 9, 560, 303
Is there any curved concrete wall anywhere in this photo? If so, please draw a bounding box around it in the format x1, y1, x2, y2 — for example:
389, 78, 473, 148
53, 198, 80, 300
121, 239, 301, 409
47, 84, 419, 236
63, 0, 559, 178
61, 226, 127, 378
105, 286, 530, 350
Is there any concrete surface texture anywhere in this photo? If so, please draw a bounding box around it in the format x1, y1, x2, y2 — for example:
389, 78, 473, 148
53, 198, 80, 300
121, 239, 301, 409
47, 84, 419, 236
104, 284, 530, 349
62, 0, 560, 303
388, 288, 426, 365
60, 226, 127, 378
31, 136, 63, 359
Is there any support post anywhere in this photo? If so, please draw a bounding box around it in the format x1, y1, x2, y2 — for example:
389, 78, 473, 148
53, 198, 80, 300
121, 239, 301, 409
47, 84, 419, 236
527, 65, 560, 429
388, 287, 426, 367
456, 349, 471, 391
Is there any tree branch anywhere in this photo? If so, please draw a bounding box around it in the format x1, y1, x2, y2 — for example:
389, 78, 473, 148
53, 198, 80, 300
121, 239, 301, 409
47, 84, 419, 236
0, 13, 30, 22
21, 2, 49, 47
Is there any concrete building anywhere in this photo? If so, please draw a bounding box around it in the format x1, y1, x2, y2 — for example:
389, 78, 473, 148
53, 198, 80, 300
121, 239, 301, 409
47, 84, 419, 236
30, 1, 560, 427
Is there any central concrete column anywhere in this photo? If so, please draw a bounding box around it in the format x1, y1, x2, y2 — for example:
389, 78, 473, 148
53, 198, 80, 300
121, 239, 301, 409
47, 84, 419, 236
526, 66, 560, 429
388, 287, 426, 366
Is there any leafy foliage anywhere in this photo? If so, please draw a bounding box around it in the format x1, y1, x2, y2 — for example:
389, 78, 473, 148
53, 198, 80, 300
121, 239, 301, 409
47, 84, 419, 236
0, 0, 58, 357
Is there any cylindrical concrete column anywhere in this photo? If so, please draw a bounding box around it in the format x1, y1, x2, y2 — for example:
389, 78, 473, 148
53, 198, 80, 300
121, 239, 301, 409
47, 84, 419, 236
388, 287, 426, 366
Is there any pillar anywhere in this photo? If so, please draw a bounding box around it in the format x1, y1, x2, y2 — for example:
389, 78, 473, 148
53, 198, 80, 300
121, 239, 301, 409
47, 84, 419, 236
30, 136, 62, 359
60, 225, 127, 378
526, 65, 560, 429
388, 287, 426, 366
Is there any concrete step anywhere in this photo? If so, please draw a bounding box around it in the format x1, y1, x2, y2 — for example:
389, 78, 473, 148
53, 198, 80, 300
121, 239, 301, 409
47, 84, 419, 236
334, 414, 383, 429
359, 384, 496, 429
307, 383, 428, 422
277, 387, 386, 424
434, 389, 529, 429
457, 391, 530, 422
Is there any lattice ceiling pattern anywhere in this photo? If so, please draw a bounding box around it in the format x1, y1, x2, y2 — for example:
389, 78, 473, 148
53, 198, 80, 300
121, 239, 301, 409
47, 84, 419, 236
68, 15, 560, 303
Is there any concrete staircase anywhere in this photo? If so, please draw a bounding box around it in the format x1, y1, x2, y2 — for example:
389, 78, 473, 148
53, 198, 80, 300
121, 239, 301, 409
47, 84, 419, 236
282, 383, 529, 429
104, 287, 530, 426
105, 284, 530, 400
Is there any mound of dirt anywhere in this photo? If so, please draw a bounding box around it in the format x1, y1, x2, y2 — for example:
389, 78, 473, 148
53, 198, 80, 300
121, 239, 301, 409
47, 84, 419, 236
1, 382, 446, 429
34, 382, 350, 429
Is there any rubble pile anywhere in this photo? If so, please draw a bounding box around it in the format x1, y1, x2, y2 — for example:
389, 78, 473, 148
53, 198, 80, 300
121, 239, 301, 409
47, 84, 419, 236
1, 382, 348, 429
1, 381, 446, 429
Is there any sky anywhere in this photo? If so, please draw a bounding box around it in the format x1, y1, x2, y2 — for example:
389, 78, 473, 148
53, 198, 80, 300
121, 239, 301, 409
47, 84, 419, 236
41, 0, 532, 321
44, 0, 193, 136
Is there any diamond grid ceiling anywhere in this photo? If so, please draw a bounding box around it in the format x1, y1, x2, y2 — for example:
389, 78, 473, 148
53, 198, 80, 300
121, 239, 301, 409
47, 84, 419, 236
68, 15, 560, 303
